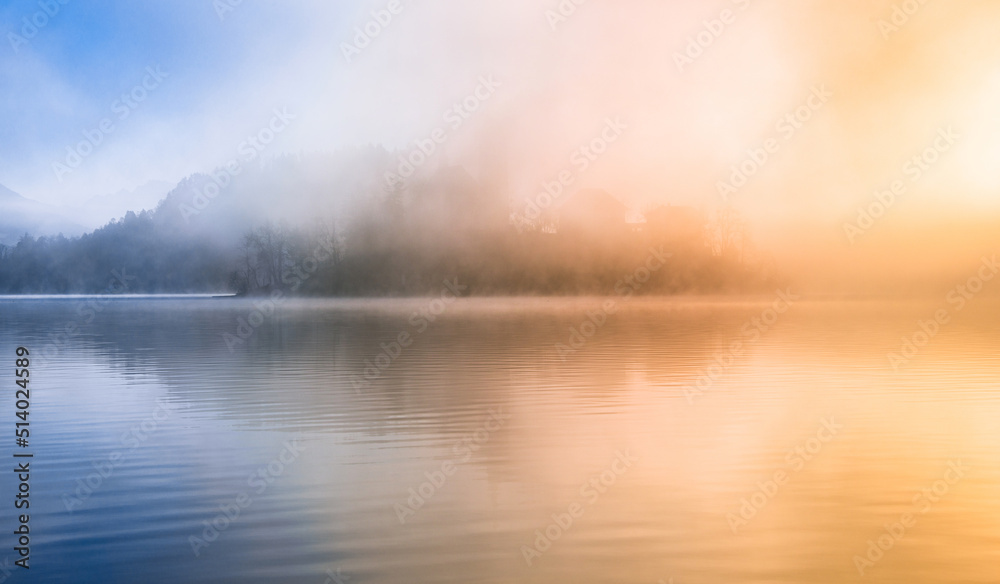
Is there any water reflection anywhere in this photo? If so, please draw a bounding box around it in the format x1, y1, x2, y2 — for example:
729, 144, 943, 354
0, 297, 998, 583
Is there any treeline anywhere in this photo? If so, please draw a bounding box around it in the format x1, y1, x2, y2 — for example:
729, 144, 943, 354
0, 153, 779, 295
0, 212, 775, 296
224, 219, 776, 297
0, 211, 230, 294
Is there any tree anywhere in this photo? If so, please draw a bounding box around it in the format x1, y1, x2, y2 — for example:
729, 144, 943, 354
709, 204, 748, 264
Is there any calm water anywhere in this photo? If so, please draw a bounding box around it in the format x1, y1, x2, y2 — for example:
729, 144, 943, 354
1, 296, 999, 583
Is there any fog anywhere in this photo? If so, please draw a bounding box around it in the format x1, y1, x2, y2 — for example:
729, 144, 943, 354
3, 0, 1000, 295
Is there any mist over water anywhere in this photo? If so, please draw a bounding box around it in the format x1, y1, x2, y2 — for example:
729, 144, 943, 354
3, 2, 1000, 582
3, 297, 1000, 583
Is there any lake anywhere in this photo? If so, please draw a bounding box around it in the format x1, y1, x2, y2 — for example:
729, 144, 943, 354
0, 295, 998, 583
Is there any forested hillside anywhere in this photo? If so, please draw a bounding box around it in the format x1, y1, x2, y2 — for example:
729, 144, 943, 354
0, 151, 777, 295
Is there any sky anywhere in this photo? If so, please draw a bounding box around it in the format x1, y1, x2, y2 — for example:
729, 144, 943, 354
2, 0, 1000, 290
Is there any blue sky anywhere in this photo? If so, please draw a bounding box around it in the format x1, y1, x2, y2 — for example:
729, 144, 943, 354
0, 0, 356, 204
